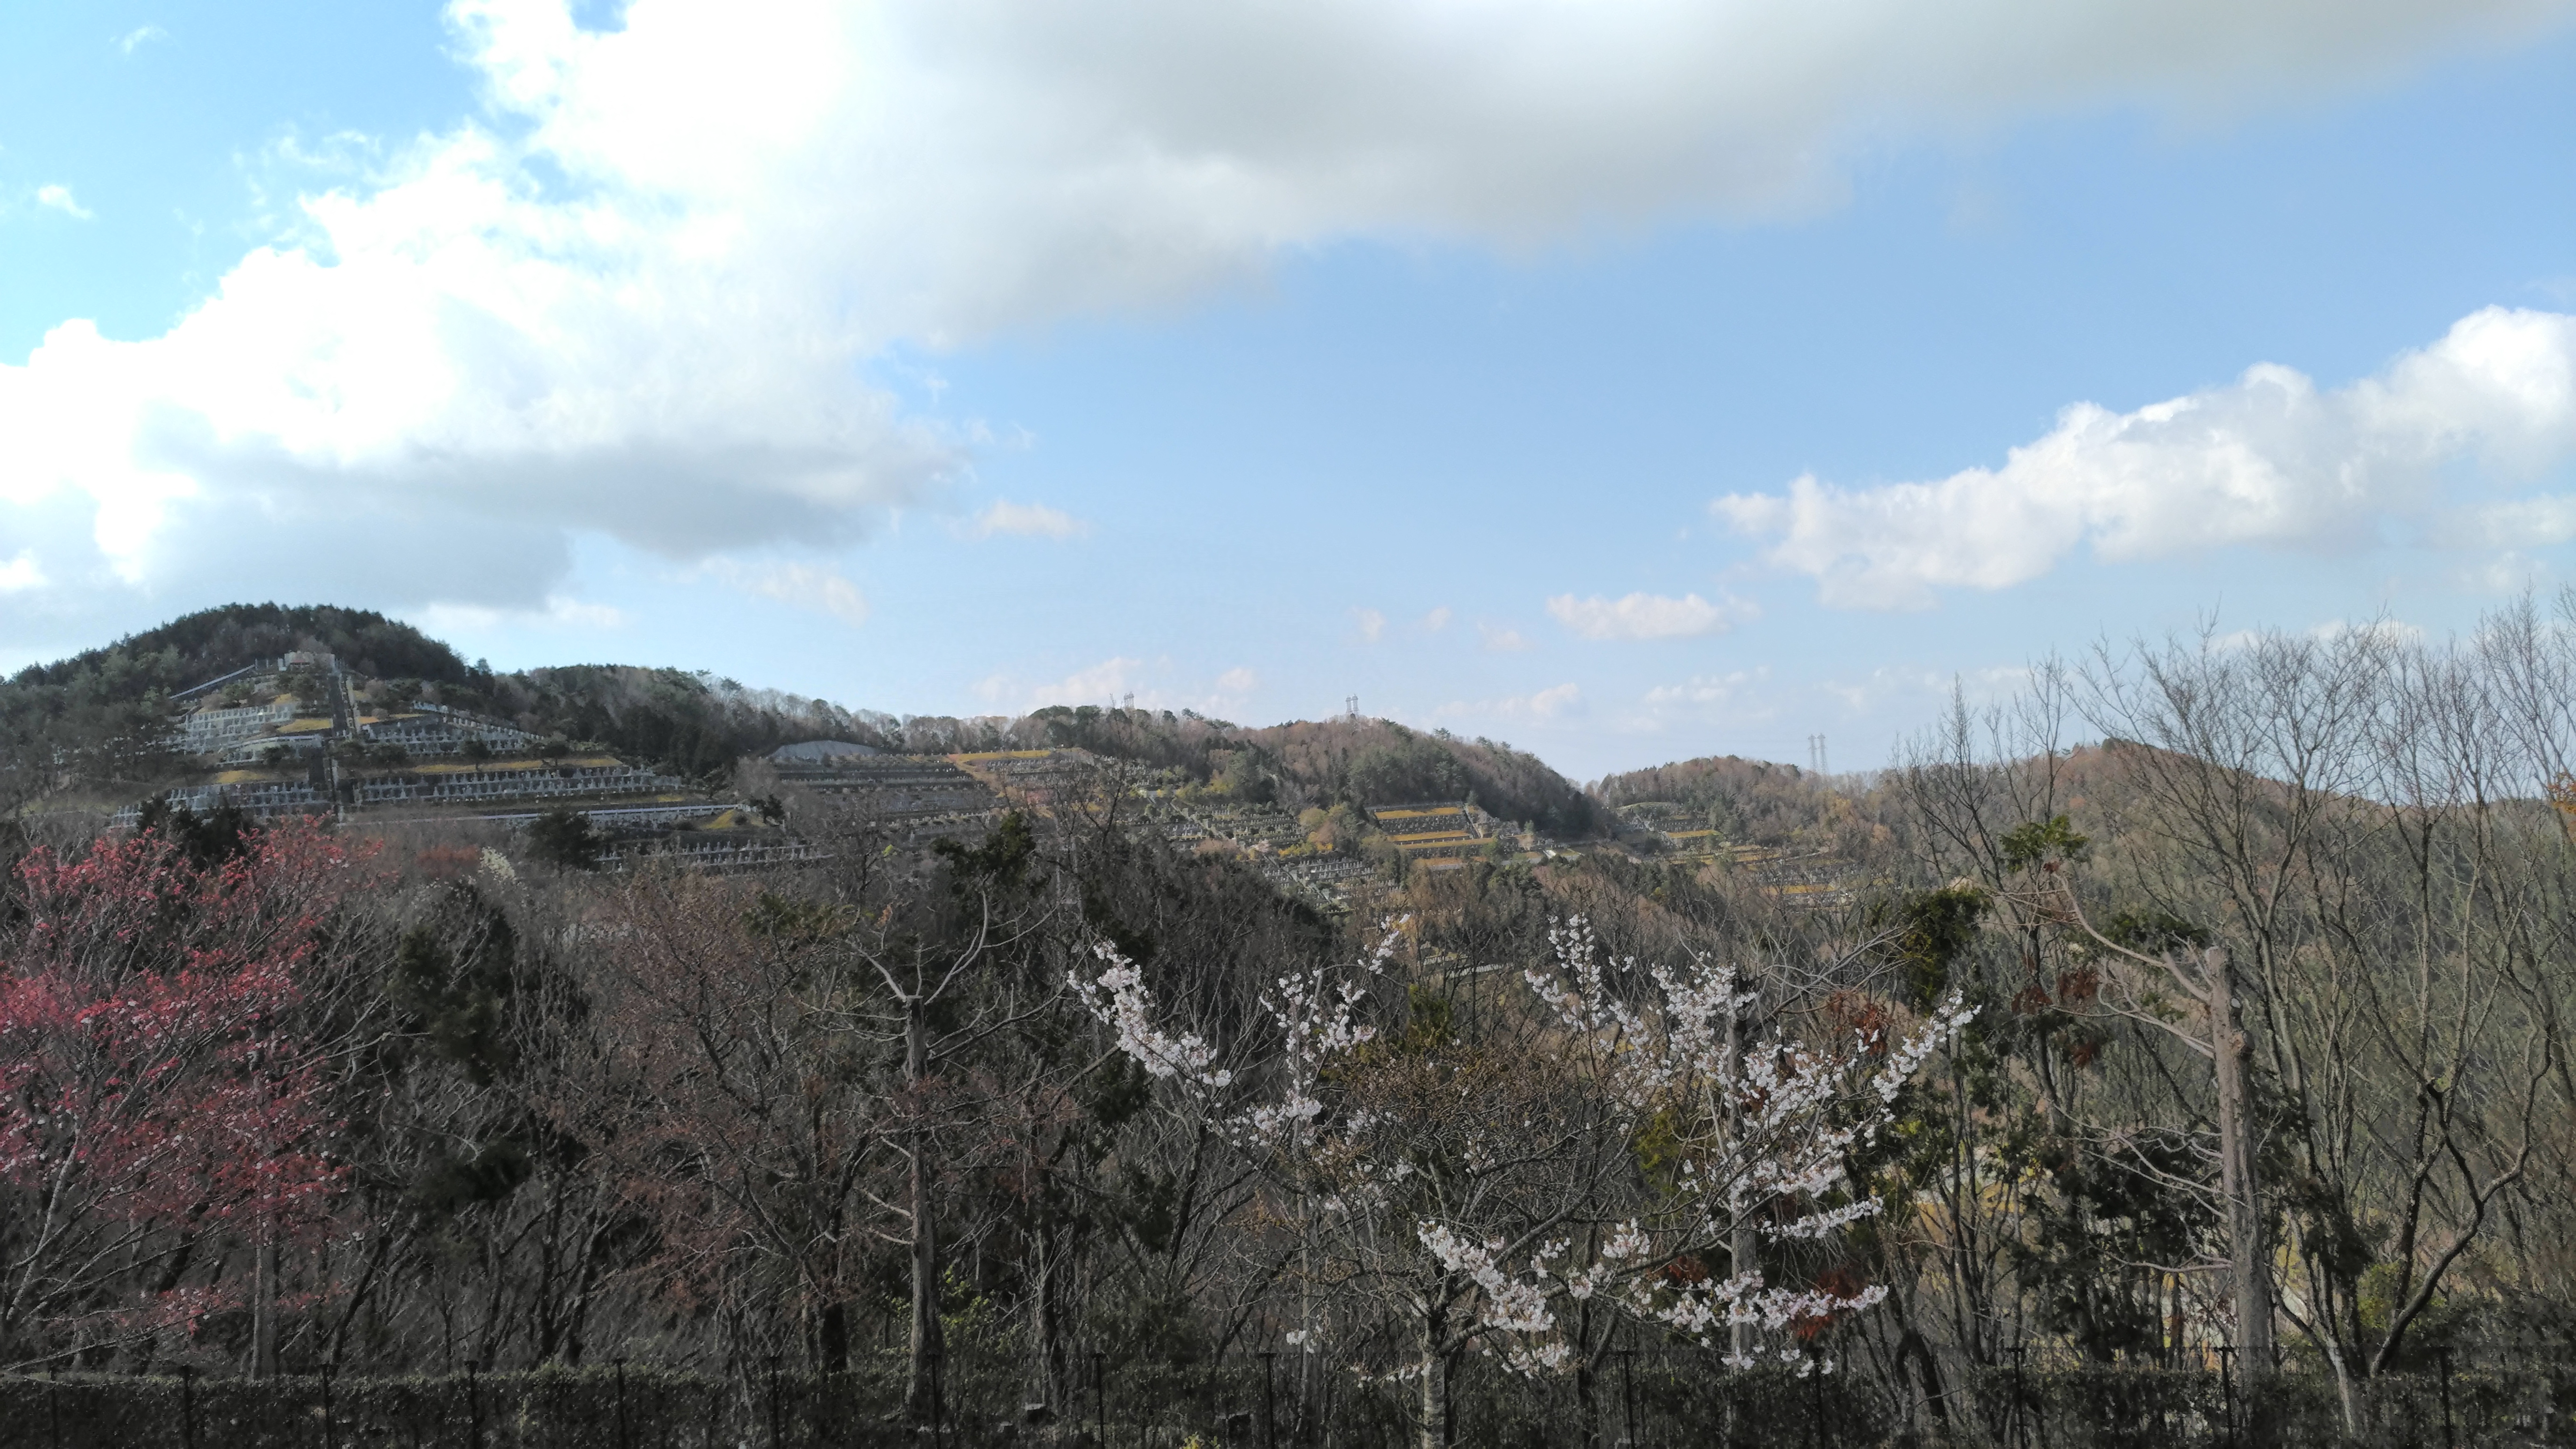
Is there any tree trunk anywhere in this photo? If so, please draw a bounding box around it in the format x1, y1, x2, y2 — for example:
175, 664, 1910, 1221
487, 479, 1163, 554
252, 1236, 279, 1380
2206, 950, 2273, 1374
905, 996, 943, 1423
1028, 1220, 1062, 1415
819, 1300, 850, 1374
1728, 998, 1760, 1367
1417, 1306, 1449, 1449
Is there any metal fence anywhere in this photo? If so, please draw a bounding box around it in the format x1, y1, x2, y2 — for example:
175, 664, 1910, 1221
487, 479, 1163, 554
0, 1348, 2568, 1448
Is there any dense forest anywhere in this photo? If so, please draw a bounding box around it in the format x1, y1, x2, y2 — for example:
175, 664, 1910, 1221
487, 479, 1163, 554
2, 598, 2575, 1446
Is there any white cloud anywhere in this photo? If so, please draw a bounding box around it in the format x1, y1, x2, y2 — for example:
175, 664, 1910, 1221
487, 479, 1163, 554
1480, 623, 1535, 653
1436, 682, 1584, 724
1602, 665, 1797, 739
0, 550, 44, 592
2450, 493, 2576, 548
1718, 307, 2576, 609
1422, 606, 1452, 633
1526, 683, 1582, 718
1352, 608, 1387, 643
34, 186, 92, 220
1548, 590, 1754, 640
5, 0, 2571, 631
1013, 657, 1142, 710
414, 594, 629, 632
1816, 664, 2025, 716
115, 25, 169, 54
698, 559, 870, 626
979, 656, 1256, 715
1641, 669, 1767, 710
969, 499, 1089, 539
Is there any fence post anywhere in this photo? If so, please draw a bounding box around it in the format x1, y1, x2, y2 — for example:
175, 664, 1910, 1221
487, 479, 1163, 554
767, 1355, 783, 1449
616, 1358, 630, 1449
2010, 1345, 2025, 1449
467, 1359, 483, 1449
1728, 1351, 1745, 1449
47, 1362, 59, 1449
931, 1345, 946, 1448
2439, 1348, 2455, 1449
2216, 1346, 2233, 1449
181, 1365, 196, 1449
322, 1364, 337, 1449
1262, 1351, 1277, 1449
1095, 1350, 1107, 1449
1619, 1349, 1637, 1449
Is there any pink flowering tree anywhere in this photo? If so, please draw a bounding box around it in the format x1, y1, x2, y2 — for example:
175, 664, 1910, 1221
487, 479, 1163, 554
0, 821, 362, 1366
1074, 915, 1970, 1449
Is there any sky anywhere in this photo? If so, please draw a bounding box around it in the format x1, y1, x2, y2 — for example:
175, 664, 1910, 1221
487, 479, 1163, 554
2, 0, 2574, 781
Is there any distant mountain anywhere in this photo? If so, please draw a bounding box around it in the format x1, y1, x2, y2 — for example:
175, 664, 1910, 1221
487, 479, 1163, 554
0, 607, 1611, 834
2, 605, 478, 787
1004, 706, 1606, 835
0, 605, 883, 790
1592, 753, 1837, 847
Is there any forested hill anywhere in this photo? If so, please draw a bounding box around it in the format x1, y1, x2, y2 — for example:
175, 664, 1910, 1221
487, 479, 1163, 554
0, 605, 889, 785
1002, 706, 1606, 834
1, 605, 479, 781
1, 606, 1612, 827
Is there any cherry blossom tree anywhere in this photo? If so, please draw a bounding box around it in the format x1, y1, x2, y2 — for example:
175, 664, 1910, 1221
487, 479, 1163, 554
1074, 916, 1971, 1449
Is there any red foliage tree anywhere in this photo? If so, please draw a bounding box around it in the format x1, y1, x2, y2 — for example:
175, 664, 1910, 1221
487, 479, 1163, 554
0, 819, 369, 1364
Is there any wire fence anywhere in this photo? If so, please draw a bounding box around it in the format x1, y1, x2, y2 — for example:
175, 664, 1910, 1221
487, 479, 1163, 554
0, 1346, 2568, 1448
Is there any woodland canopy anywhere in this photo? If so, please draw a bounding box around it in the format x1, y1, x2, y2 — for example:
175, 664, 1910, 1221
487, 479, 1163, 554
2, 598, 2575, 1447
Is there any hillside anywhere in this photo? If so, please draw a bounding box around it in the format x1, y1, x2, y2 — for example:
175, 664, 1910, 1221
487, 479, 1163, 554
0, 606, 1616, 841
1592, 752, 1833, 845
0, 605, 889, 789
1001, 705, 1605, 835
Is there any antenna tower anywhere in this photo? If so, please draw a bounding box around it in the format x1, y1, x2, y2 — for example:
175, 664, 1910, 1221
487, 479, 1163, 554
1808, 733, 1829, 776
1346, 694, 1359, 722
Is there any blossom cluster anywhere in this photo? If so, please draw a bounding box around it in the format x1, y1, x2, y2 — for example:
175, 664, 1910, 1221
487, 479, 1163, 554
1081, 912, 1971, 1381
1070, 924, 1400, 1151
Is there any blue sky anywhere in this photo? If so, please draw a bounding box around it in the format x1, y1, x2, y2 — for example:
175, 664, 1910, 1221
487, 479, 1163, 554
3, 1, 2574, 779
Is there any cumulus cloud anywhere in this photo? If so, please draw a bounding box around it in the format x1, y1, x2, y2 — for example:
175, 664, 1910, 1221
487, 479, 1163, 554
1548, 590, 1754, 640
1717, 307, 2576, 608
1480, 623, 1535, 653
1422, 606, 1453, 633
34, 186, 92, 220
969, 500, 1089, 539
0, 551, 44, 592
115, 25, 169, 55
5, 0, 2569, 630
1352, 608, 1388, 643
